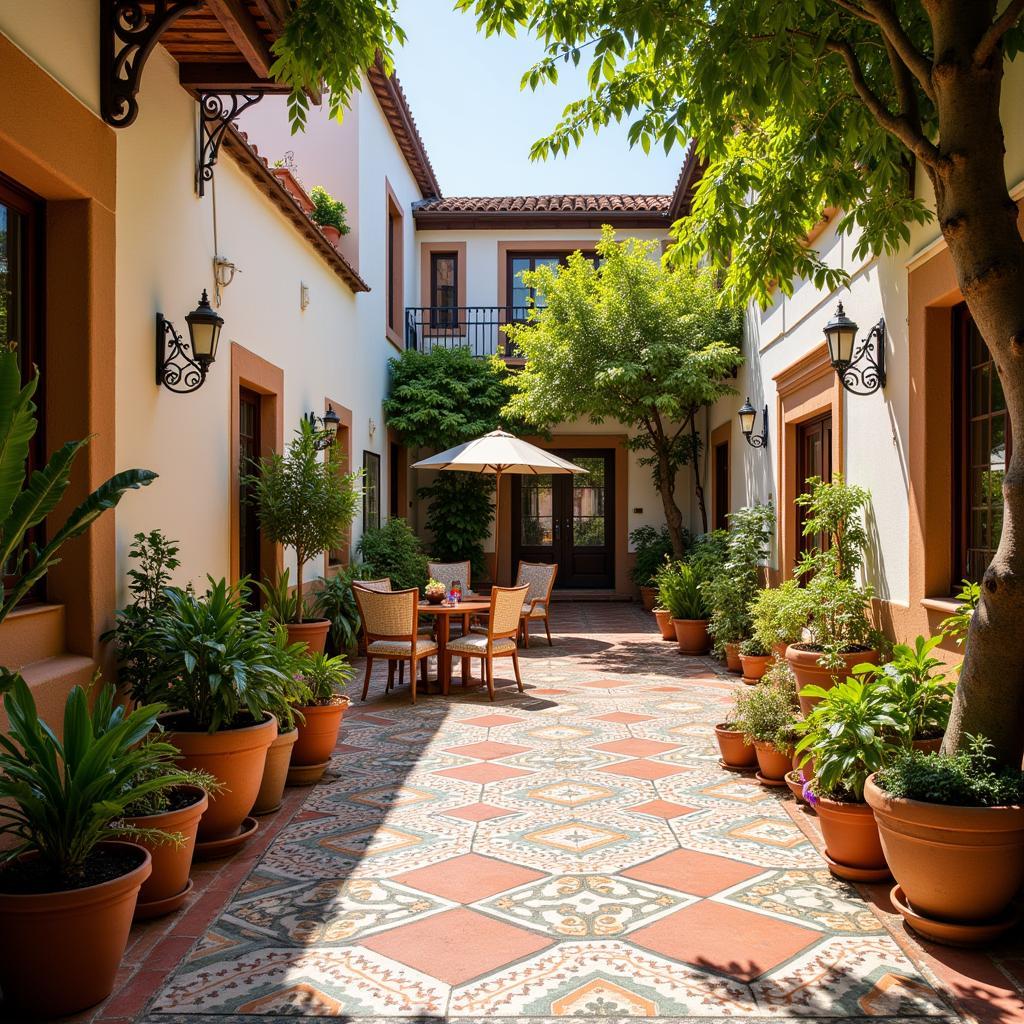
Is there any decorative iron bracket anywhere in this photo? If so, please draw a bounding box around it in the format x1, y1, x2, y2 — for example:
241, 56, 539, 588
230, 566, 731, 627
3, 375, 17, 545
743, 405, 769, 449
156, 313, 206, 394
101, 0, 203, 127
836, 318, 886, 396
196, 92, 265, 196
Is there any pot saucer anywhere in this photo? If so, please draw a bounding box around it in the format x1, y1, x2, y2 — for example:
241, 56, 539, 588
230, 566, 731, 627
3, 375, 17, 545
822, 850, 891, 882
890, 884, 1020, 947
755, 771, 787, 787
717, 758, 756, 774
194, 817, 258, 862
287, 760, 329, 786
133, 878, 193, 921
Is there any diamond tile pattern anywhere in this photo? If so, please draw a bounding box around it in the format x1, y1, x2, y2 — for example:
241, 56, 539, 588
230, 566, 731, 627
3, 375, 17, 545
152, 603, 950, 1019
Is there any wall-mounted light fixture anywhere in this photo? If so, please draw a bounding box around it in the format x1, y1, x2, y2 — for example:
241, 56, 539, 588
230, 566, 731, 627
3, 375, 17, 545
304, 405, 341, 450
823, 302, 886, 396
156, 290, 223, 394
738, 397, 769, 449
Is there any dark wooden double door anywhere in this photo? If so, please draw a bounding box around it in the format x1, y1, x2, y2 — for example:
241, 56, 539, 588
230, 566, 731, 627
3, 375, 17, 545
796, 413, 833, 564
511, 450, 614, 588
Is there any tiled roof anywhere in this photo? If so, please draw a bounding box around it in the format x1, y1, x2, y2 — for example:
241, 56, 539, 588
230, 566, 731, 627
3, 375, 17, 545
416, 195, 671, 214
668, 142, 704, 221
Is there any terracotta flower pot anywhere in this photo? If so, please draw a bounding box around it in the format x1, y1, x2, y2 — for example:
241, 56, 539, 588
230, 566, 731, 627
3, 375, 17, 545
787, 644, 879, 715
740, 653, 771, 684
715, 724, 757, 767
786, 769, 810, 804
253, 726, 299, 815
124, 785, 208, 917
653, 608, 676, 640
911, 736, 944, 754
320, 224, 342, 246
673, 618, 709, 654
426, 592, 445, 605
816, 794, 889, 879
639, 585, 658, 611
286, 617, 331, 654
865, 774, 1024, 923
753, 740, 792, 781
292, 698, 351, 767
0, 842, 151, 1016
163, 712, 278, 842
723, 642, 742, 673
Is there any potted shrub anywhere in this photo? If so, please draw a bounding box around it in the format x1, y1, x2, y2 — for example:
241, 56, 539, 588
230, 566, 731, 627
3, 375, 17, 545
289, 651, 355, 785
247, 418, 361, 652
357, 516, 429, 590
739, 636, 772, 684
658, 560, 710, 654
314, 564, 375, 656
865, 739, 1024, 945
734, 665, 798, 785
0, 680, 175, 1016
715, 689, 758, 769
630, 525, 677, 610
310, 184, 350, 245
796, 676, 899, 881
749, 579, 810, 661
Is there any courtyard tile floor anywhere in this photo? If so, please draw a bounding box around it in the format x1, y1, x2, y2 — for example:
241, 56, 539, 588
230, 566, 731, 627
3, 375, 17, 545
62, 603, 1024, 1024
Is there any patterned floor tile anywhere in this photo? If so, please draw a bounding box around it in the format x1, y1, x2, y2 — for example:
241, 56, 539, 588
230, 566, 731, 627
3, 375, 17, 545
393, 852, 545, 903
442, 801, 518, 821
623, 848, 767, 897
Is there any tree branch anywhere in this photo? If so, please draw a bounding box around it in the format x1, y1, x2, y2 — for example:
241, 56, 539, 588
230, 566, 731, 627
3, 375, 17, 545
859, 0, 935, 101
829, 0, 877, 23
975, 0, 1024, 66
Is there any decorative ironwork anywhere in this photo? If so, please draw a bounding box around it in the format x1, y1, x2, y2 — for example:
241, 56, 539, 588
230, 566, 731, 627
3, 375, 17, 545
101, 0, 202, 127
405, 305, 534, 358
738, 401, 769, 449
197, 92, 265, 196
156, 313, 206, 394
303, 407, 340, 451
835, 318, 887, 396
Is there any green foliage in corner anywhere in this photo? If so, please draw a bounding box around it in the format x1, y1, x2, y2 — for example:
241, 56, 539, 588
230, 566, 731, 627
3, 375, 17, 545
357, 517, 429, 591
310, 185, 350, 234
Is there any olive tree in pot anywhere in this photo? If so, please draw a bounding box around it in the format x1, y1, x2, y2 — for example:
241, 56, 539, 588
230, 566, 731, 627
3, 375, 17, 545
865, 739, 1024, 946
734, 663, 799, 786
288, 651, 355, 785
248, 418, 361, 653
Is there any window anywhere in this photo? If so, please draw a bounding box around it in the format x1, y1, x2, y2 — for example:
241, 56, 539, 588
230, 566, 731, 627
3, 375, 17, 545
363, 451, 381, 530
796, 413, 832, 566
713, 441, 730, 531
429, 252, 458, 328
238, 388, 263, 597
507, 251, 597, 321
389, 440, 400, 518
387, 209, 397, 331
953, 304, 1010, 583
385, 182, 404, 345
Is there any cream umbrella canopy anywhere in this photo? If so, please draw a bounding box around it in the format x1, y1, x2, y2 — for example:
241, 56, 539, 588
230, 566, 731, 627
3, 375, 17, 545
412, 429, 587, 585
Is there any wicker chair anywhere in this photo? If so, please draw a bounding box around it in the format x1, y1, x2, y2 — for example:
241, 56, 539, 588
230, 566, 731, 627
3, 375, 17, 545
353, 587, 438, 704
516, 561, 558, 647
446, 584, 528, 701
427, 560, 472, 640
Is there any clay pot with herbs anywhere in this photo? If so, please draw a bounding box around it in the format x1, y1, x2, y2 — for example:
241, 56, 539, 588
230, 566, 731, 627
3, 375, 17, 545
289, 651, 355, 785
715, 723, 757, 768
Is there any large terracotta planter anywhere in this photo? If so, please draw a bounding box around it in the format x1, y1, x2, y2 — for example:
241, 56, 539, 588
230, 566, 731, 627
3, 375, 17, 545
740, 653, 771, 684
816, 794, 889, 881
653, 608, 676, 640
723, 642, 742, 673
286, 618, 331, 654
163, 712, 278, 842
865, 774, 1024, 923
290, 697, 351, 778
715, 724, 757, 768
0, 842, 151, 1016
673, 618, 710, 654
124, 785, 208, 918
787, 644, 879, 715
912, 735, 943, 754
253, 726, 299, 815
639, 585, 658, 611
753, 740, 792, 782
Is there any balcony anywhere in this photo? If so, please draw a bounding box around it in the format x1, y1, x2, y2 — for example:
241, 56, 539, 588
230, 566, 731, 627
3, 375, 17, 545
404, 306, 533, 358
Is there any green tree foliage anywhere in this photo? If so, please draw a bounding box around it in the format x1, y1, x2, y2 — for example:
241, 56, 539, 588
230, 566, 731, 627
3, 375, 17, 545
419, 473, 495, 582
504, 229, 742, 554
357, 517, 429, 591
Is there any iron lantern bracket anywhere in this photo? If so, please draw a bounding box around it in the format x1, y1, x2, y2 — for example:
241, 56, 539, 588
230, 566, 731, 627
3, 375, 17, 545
156, 313, 207, 394
196, 92, 265, 196
743, 404, 769, 449
835, 318, 886, 396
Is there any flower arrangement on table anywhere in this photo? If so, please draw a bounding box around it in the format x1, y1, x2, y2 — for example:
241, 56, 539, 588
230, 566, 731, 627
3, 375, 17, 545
424, 578, 446, 604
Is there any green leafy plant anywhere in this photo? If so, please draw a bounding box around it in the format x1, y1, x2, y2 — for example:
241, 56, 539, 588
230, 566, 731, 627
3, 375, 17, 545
246, 419, 360, 622
257, 567, 310, 626
686, 529, 729, 581
734, 669, 798, 749
939, 579, 981, 648
419, 473, 494, 582
749, 580, 811, 651
309, 185, 350, 234
0, 679, 182, 888
357, 517, 429, 591
795, 474, 871, 582
740, 636, 769, 657
802, 573, 880, 668
630, 525, 678, 587
656, 561, 706, 620
313, 564, 375, 655
298, 651, 354, 705
122, 763, 223, 820
876, 736, 1024, 808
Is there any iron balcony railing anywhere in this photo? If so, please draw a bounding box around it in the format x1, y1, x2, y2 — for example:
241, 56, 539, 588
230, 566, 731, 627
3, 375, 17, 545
404, 306, 535, 358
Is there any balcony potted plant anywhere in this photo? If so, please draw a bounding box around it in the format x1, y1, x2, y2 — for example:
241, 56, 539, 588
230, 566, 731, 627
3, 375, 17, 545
734, 664, 798, 785
749, 579, 810, 661
289, 651, 356, 785
0, 680, 177, 1016
865, 739, 1024, 945
630, 525, 676, 610
739, 636, 772, 683
310, 184, 350, 246
657, 560, 710, 654
796, 676, 899, 881
247, 418, 361, 653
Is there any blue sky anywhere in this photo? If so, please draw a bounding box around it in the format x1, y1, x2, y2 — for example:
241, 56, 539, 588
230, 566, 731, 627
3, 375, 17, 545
394, 0, 682, 197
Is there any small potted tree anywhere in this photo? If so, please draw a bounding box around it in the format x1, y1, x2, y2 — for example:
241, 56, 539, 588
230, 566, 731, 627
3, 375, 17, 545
749, 579, 810, 661
310, 184, 350, 246
734, 664, 798, 785
289, 651, 355, 785
657, 561, 710, 654
630, 525, 677, 610
248, 418, 361, 653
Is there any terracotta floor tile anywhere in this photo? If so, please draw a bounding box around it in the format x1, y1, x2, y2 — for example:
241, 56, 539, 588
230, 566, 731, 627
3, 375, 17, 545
630, 799, 697, 819
591, 712, 654, 724
595, 738, 679, 756
597, 758, 687, 780
578, 679, 634, 688
434, 762, 534, 784
444, 740, 531, 760
623, 848, 765, 897
528, 688, 568, 695
630, 901, 820, 981
462, 714, 524, 727
394, 852, 544, 903
442, 802, 517, 822
362, 907, 552, 985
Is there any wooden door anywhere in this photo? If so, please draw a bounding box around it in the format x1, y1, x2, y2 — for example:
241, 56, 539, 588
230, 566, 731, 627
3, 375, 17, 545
238, 388, 263, 592
713, 441, 730, 531
796, 413, 833, 565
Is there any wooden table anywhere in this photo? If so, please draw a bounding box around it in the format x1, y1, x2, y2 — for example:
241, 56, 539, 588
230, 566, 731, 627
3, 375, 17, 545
417, 599, 491, 694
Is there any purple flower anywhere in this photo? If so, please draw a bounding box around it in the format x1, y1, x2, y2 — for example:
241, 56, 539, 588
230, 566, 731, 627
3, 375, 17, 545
801, 778, 819, 806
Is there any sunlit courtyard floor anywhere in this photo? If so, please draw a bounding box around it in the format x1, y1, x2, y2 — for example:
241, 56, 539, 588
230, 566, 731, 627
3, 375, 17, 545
51, 603, 1024, 1024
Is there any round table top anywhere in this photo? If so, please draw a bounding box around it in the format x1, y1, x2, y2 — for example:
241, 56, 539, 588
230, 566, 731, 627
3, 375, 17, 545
417, 599, 490, 615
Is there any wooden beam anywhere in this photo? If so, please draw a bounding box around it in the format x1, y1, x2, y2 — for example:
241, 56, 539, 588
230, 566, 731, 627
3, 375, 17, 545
205, 0, 273, 78
179, 61, 289, 92
252, 0, 289, 35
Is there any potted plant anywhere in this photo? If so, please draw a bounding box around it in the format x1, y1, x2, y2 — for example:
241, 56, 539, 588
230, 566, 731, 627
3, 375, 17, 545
734, 665, 798, 785
0, 680, 176, 1016
657, 560, 710, 654
749, 579, 810, 661
247, 418, 361, 652
865, 739, 1024, 945
715, 689, 758, 769
739, 636, 772, 683
310, 184, 350, 245
796, 676, 900, 881
425, 577, 447, 604
630, 525, 677, 609
314, 564, 375, 656
357, 516, 429, 590
289, 651, 355, 785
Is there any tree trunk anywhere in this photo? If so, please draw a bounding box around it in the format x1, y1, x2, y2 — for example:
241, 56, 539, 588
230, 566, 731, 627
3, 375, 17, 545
930, 8, 1024, 767
295, 547, 305, 623
690, 417, 709, 534
655, 445, 688, 557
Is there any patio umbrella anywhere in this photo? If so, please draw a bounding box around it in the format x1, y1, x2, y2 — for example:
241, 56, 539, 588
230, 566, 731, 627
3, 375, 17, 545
412, 429, 587, 584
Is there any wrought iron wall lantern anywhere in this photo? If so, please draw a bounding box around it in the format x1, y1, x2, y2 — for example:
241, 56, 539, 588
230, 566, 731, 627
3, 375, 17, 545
738, 398, 769, 449
156, 290, 223, 393
823, 303, 886, 396
304, 406, 341, 450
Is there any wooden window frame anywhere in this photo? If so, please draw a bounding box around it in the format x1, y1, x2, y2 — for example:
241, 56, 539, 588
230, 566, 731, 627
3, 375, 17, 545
429, 251, 459, 328
363, 450, 381, 531
385, 180, 404, 349
505, 250, 597, 322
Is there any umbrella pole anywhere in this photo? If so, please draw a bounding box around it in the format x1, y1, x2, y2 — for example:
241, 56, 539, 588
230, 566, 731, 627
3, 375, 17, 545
495, 468, 503, 587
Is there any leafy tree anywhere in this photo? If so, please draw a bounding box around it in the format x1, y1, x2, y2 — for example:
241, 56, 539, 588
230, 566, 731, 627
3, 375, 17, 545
420, 473, 494, 582
504, 229, 743, 554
